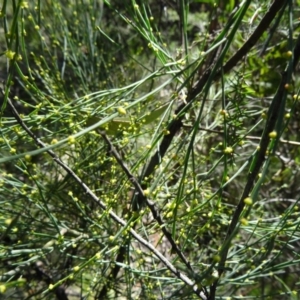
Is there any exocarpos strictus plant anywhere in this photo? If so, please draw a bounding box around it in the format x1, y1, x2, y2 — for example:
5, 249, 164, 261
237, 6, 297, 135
1, 0, 300, 299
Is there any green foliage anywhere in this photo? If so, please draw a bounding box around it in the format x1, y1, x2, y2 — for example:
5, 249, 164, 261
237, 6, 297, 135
1, 0, 300, 299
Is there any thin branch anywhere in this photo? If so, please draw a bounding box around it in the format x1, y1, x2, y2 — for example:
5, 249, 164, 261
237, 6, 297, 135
183, 125, 300, 146
222, 0, 287, 73
7, 97, 207, 300
138, 0, 286, 208
96, 244, 127, 299
210, 31, 300, 299
100, 131, 196, 274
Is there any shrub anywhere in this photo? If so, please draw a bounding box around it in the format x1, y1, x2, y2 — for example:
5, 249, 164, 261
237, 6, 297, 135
1, 0, 300, 299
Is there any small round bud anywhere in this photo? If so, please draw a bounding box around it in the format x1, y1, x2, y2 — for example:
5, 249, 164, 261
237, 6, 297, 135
284, 83, 293, 92
269, 131, 277, 139
143, 189, 150, 196
282, 51, 292, 59
244, 197, 253, 206
73, 266, 80, 272
68, 136, 76, 144
117, 107, 127, 115
240, 218, 248, 225
212, 255, 221, 263
224, 147, 233, 154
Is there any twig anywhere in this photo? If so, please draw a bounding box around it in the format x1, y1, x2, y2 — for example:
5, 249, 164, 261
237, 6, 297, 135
100, 131, 196, 274
183, 125, 300, 146
138, 0, 286, 208
210, 30, 300, 299
7, 97, 207, 300
222, 0, 287, 73
96, 244, 127, 299
131, 1, 288, 298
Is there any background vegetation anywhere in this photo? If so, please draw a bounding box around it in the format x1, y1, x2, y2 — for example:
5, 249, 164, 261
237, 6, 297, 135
1, 0, 300, 299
